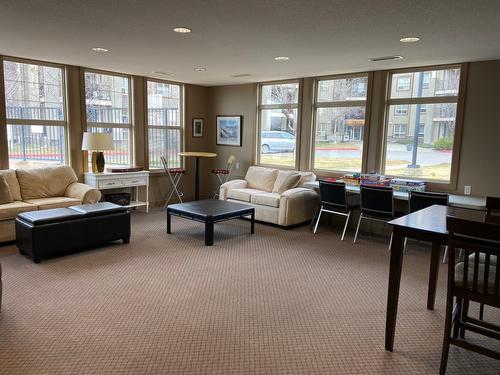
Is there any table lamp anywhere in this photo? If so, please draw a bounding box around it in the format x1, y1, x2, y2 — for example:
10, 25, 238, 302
82, 132, 114, 173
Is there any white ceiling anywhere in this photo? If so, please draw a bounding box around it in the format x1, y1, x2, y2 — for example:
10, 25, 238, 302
1, 0, 500, 86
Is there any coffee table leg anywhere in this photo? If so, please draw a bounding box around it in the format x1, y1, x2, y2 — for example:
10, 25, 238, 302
205, 218, 214, 246
167, 212, 171, 234
250, 212, 255, 234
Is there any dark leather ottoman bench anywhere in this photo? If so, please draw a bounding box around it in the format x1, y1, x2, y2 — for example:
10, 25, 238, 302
15, 202, 130, 263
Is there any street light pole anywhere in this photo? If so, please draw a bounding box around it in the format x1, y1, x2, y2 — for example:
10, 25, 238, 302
408, 72, 424, 168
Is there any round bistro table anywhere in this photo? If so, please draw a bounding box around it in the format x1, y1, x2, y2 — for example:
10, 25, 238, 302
178, 152, 217, 200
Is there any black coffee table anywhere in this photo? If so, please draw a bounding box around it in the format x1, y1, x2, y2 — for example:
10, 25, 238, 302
166, 199, 255, 245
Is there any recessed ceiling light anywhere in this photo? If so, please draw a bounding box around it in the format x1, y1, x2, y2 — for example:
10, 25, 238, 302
369, 55, 404, 62
274, 56, 289, 61
92, 47, 109, 52
400, 36, 420, 43
173, 27, 192, 33
194, 67, 206, 72
152, 71, 173, 76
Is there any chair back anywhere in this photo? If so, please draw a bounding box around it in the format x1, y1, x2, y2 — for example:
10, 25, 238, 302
319, 180, 347, 211
226, 155, 236, 172
160, 155, 170, 171
409, 190, 449, 213
447, 216, 500, 301
486, 196, 500, 216
360, 185, 394, 217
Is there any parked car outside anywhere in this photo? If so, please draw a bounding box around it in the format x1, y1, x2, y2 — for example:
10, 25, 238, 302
261, 131, 296, 153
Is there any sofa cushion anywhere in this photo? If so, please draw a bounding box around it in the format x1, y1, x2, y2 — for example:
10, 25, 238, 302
227, 188, 263, 202
0, 169, 22, 201
251, 192, 281, 208
24, 197, 81, 210
272, 170, 301, 194
0, 201, 38, 221
245, 166, 279, 192
0, 176, 13, 204
17, 166, 78, 200
296, 171, 316, 187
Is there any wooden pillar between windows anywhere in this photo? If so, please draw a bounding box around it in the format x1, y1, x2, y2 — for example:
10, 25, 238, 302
66, 65, 85, 179
0, 59, 9, 170
132, 75, 146, 169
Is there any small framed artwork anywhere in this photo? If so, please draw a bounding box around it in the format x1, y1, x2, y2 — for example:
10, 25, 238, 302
216, 115, 243, 146
192, 118, 204, 138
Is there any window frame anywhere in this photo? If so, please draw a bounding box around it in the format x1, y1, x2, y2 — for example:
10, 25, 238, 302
256, 79, 302, 169
83, 68, 134, 168
144, 77, 184, 171
310, 72, 373, 176
380, 63, 468, 190
2, 56, 69, 168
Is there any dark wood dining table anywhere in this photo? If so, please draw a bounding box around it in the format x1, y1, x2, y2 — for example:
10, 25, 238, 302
385, 204, 488, 352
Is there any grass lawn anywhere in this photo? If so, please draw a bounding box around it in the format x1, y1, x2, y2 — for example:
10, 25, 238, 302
387, 162, 451, 181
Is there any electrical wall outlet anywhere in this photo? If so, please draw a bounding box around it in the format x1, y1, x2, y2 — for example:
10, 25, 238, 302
235, 162, 240, 170
464, 185, 472, 195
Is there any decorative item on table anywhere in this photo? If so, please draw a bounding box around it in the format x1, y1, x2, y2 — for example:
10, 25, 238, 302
342, 173, 361, 185
324, 177, 342, 183
360, 173, 390, 187
216, 115, 243, 146
106, 167, 144, 173
104, 193, 131, 206
82, 132, 114, 173
390, 178, 426, 192
192, 118, 204, 137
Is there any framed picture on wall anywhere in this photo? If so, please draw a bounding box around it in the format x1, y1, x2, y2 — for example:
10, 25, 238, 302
192, 118, 204, 137
216, 115, 243, 146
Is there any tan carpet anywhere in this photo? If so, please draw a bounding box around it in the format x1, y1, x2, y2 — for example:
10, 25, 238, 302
0, 209, 498, 374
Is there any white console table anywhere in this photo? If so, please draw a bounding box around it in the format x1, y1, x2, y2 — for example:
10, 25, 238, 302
84, 171, 150, 212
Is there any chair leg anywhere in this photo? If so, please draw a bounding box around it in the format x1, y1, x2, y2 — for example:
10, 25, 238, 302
403, 237, 408, 254
453, 298, 462, 339
313, 208, 323, 234
440, 291, 455, 375
341, 212, 351, 241
388, 232, 393, 251
479, 303, 485, 320
353, 214, 363, 243
459, 299, 469, 339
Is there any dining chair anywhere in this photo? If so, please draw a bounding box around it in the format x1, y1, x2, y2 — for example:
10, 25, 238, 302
409, 191, 449, 260
313, 181, 354, 240
440, 216, 500, 374
212, 155, 236, 198
161, 156, 185, 209
354, 185, 395, 247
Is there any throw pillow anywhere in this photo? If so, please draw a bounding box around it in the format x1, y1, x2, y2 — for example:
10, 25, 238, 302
272, 170, 301, 194
0, 175, 13, 204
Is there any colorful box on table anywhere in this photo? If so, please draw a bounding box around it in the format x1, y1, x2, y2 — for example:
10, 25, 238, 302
389, 178, 426, 192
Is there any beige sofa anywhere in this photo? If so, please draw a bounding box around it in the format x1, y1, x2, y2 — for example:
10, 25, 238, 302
219, 166, 319, 227
0, 166, 101, 242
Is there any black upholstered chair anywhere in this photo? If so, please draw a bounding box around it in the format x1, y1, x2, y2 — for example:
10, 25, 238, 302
409, 191, 449, 259
313, 181, 353, 240
354, 185, 395, 246
440, 216, 500, 374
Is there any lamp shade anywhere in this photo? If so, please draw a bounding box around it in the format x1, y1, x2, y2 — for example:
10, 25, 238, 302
81, 132, 114, 151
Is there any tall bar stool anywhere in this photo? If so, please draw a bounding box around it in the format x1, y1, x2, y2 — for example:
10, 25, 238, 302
161, 155, 185, 209
313, 181, 355, 240
354, 185, 395, 248
409, 191, 449, 259
212, 155, 236, 198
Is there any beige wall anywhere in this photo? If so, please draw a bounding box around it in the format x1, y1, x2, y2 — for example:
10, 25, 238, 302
206, 60, 500, 197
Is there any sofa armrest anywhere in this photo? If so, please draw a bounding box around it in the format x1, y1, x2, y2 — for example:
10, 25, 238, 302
219, 179, 248, 200
279, 187, 319, 226
65, 182, 102, 204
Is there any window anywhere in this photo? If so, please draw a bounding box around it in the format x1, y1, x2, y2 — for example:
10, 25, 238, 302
146, 80, 183, 169
84, 71, 131, 167
312, 75, 369, 173
392, 124, 407, 138
396, 75, 411, 91
394, 105, 408, 115
3, 59, 67, 169
257, 81, 299, 167
384, 67, 462, 182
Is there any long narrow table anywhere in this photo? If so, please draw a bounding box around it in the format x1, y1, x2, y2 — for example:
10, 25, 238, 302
303, 181, 486, 210
385, 205, 488, 351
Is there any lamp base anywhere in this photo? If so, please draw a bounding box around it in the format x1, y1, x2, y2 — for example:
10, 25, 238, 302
91, 151, 106, 173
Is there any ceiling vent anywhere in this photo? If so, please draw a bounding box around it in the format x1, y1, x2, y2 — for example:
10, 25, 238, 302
369, 55, 404, 62
231, 74, 252, 78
